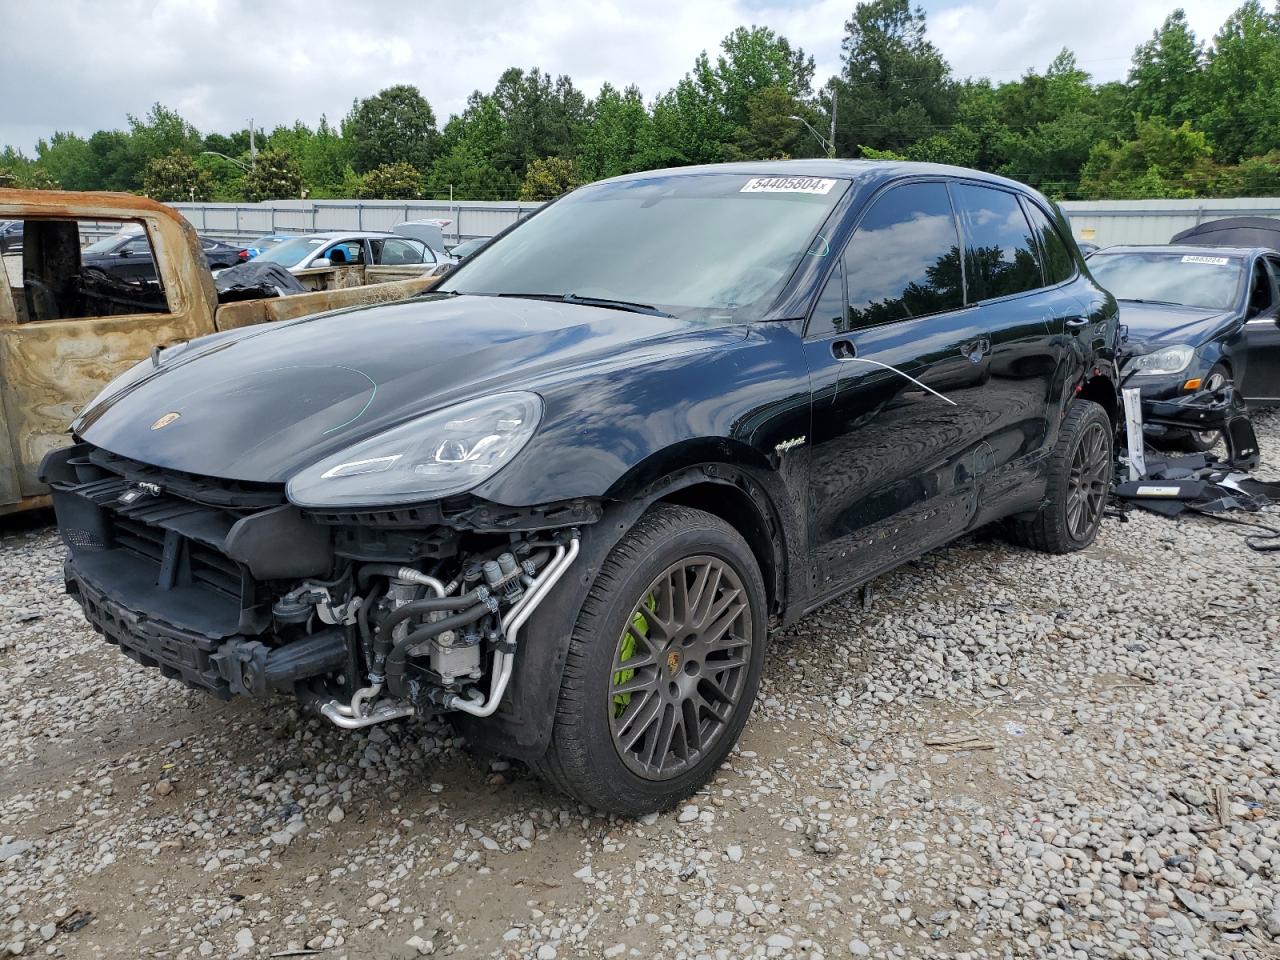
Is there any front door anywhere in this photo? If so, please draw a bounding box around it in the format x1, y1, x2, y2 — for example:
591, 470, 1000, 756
803, 180, 989, 597
1241, 256, 1280, 405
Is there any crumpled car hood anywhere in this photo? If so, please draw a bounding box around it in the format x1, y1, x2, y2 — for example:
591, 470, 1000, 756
75, 294, 722, 482
1118, 300, 1237, 346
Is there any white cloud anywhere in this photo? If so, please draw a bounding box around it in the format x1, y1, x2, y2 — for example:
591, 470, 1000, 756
0, 0, 1243, 153
928, 0, 1238, 85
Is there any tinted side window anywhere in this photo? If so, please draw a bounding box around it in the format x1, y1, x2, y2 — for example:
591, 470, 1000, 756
953, 184, 1043, 300
841, 182, 964, 331
1021, 200, 1075, 285
807, 261, 846, 337
1265, 257, 1280, 297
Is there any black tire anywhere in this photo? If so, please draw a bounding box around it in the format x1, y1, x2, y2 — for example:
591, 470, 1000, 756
1005, 399, 1113, 554
535, 504, 768, 816
1160, 363, 1230, 453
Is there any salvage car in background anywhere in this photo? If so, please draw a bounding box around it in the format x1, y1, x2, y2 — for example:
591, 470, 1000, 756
255, 231, 451, 276
43, 161, 1120, 814
0, 188, 445, 516
82, 230, 249, 280
0, 219, 22, 253
243, 233, 301, 258
447, 237, 490, 260
1171, 217, 1280, 410
1089, 244, 1280, 449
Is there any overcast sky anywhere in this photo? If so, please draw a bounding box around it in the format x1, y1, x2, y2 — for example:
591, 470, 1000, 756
3, 0, 1240, 153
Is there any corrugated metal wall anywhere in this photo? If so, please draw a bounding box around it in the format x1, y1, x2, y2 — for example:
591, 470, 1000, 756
169, 199, 545, 244
1060, 197, 1280, 247
163, 195, 1280, 249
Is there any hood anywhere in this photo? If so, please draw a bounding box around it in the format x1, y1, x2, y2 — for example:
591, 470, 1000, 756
76, 294, 734, 482
1117, 300, 1237, 346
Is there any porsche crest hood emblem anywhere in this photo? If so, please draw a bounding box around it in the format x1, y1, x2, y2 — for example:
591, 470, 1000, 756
150, 412, 181, 430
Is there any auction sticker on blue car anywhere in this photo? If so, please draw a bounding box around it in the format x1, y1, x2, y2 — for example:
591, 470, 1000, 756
741, 176, 837, 194
1181, 255, 1231, 265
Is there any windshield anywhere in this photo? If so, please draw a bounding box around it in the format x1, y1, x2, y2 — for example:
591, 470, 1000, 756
1089, 252, 1244, 311
256, 235, 328, 267
439, 173, 849, 323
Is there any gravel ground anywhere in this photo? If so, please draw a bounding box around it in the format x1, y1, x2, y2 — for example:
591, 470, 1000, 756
2, 412, 1278, 960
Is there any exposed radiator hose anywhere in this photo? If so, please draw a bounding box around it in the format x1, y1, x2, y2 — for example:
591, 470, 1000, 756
449, 535, 580, 718
324, 565, 451, 727
319, 536, 579, 728
356, 565, 448, 595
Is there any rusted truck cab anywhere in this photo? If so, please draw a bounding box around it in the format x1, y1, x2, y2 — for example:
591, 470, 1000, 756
0, 189, 439, 515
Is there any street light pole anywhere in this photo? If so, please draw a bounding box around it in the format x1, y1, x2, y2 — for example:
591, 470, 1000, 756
200, 151, 250, 172
828, 90, 837, 159
788, 114, 830, 157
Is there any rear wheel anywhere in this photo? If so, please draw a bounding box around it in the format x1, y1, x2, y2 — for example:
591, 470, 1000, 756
1005, 399, 1112, 554
536, 504, 767, 815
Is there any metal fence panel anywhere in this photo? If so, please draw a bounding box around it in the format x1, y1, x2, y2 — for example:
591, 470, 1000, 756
155, 195, 1280, 249
168, 199, 544, 244
1060, 197, 1280, 247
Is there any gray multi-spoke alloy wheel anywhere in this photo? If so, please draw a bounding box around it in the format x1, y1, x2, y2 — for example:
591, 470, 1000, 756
537, 504, 768, 815
607, 554, 753, 781
1005, 398, 1114, 554
1065, 419, 1111, 542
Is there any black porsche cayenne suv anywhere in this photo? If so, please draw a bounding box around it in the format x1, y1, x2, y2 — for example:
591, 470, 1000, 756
44, 161, 1120, 815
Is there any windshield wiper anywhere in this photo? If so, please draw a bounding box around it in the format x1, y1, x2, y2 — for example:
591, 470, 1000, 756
1121, 298, 1185, 307
494, 292, 675, 318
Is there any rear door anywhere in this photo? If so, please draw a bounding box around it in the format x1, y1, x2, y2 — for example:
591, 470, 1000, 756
951, 183, 1078, 501
802, 180, 988, 595
374, 237, 429, 267
1242, 256, 1280, 405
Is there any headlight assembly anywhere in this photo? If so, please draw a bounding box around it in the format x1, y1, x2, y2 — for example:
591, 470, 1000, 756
1127, 345, 1195, 376
286, 392, 542, 508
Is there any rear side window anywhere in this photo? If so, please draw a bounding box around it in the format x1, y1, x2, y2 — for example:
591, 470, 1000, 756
1021, 199, 1075, 285
953, 184, 1043, 300
840, 182, 964, 331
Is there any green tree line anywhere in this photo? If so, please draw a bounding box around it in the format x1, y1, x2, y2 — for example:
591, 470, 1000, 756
4, 0, 1280, 203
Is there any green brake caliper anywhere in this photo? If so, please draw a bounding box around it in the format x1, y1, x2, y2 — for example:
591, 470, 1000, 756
613, 594, 656, 718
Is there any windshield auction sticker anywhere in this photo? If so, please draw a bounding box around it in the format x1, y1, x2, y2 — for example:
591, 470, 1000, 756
741, 176, 837, 194
1180, 255, 1230, 265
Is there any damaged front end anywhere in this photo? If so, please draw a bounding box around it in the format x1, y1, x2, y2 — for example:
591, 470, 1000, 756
41, 441, 596, 729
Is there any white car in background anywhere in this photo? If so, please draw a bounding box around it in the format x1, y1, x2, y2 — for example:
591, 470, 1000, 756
254, 230, 454, 276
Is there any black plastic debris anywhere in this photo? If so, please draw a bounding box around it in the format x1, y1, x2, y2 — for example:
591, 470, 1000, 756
1113, 381, 1280, 549
214, 261, 307, 303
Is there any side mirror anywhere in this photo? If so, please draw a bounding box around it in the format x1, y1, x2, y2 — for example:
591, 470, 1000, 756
117, 248, 132, 257
312, 257, 331, 268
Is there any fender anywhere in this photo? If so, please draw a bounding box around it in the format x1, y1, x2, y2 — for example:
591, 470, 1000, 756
452, 461, 798, 763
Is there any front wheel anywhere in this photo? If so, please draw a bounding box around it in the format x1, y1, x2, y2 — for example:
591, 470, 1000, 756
1164, 364, 1230, 453
536, 504, 768, 815
1005, 399, 1113, 554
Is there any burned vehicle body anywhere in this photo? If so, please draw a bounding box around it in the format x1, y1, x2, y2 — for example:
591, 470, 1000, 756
45, 162, 1120, 814
0, 188, 444, 516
